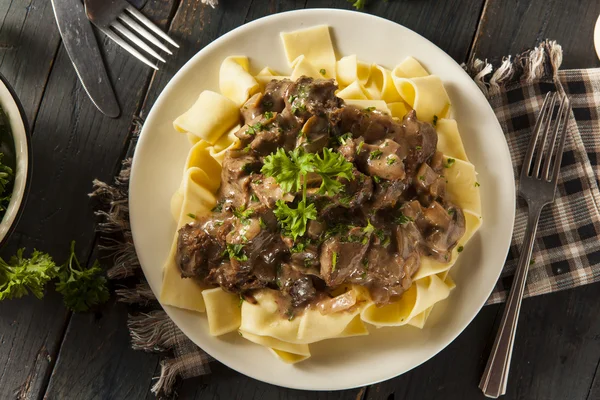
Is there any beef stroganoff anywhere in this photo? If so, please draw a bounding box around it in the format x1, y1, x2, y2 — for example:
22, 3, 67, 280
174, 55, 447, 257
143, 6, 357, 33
161, 25, 482, 364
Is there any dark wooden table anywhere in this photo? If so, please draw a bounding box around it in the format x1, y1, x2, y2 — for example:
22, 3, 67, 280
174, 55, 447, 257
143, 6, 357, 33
1, 1, 599, 399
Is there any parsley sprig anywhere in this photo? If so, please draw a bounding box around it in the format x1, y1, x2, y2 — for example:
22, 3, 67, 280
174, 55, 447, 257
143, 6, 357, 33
262, 148, 354, 239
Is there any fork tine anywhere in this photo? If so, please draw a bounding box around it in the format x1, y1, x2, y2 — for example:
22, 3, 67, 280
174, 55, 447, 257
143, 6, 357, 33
522, 92, 552, 178
99, 27, 158, 70
542, 96, 569, 181
550, 98, 571, 184
125, 5, 179, 48
111, 22, 166, 63
532, 92, 557, 177
119, 14, 173, 55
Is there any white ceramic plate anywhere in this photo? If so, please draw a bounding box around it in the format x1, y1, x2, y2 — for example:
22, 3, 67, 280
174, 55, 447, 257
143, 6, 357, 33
130, 9, 515, 390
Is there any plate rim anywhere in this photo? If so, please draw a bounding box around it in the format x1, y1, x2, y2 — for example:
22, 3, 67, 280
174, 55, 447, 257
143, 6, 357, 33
130, 7, 516, 390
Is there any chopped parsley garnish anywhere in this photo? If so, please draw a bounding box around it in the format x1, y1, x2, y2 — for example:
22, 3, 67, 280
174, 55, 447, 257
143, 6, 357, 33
253, 179, 263, 185
243, 144, 251, 153
457, 246, 464, 253
224, 244, 248, 262
395, 213, 413, 225
338, 132, 352, 145
375, 229, 386, 241
263, 111, 274, 120
319, 69, 326, 76
386, 156, 396, 165
356, 141, 364, 154
433, 115, 439, 126
259, 217, 267, 230
363, 220, 375, 234
262, 148, 354, 239
418, 175, 425, 181
288, 95, 297, 103
291, 242, 306, 253
369, 150, 383, 160
250, 193, 259, 203
187, 213, 197, 220
364, 106, 376, 112
234, 206, 254, 221
415, 145, 422, 150
331, 251, 338, 272
448, 208, 455, 216
291, 103, 306, 115
530, 259, 535, 266
445, 158, 456, 168
238, 294, 244, 307
373, 175, 381, 184
475, 182, 481, 187
212, 201, 224, 213
245, 122, 264, 136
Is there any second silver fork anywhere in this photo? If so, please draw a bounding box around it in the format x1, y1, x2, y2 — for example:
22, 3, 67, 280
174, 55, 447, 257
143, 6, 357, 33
85, 0, 179, 70
479, 91, 571, 398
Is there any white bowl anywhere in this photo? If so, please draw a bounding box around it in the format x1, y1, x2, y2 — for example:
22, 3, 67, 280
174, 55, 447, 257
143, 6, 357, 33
0, 74, 31, 246
130, 9, 515, 390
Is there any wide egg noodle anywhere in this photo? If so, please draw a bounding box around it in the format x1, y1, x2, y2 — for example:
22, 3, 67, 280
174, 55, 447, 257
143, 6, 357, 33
219, 56, 260, 106
360, 274, 452, 327
343, 99, 391, 115
365, 64, 402, 103
240, 331, 311, 364
202, 287, 242, 336
336, 81, 372, 100
443, 156, 482, 216
436, 118, 469, 162
392, 56, 430, 79
208, 125, 241, 165
160, 168, 219, 312
393, 75, 451, 124
281, 25, 336, 79
173, 90, 240, 144
336, 55, 371, 87
387, 102, 409, 120
290, 54, 324, 80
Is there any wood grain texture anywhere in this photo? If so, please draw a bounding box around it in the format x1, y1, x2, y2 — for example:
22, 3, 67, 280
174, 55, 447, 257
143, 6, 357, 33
0, 0, 61, 121
305, 0, 485, 63
39, 1, 180, 399
0, 1, 70, 398
471, 0, 600, 69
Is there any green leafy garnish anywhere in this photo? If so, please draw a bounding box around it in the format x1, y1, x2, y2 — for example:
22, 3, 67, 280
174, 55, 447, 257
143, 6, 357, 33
433, 115, 439, 126
395, 213, 413, 225
475, 182, 481, 187
356, 141, 364, 154
386, 156, 396, 165
225, 244, 248, 262
187, 213, 197, 219
56, 241, 110, 312
363, 219, 375, 234
246, 122, 264, 136
457, 246, 464, 253
234, 206, 254, 221
338, 132, 352, 145
0, 249, 56, 300
331, 251, 338, 271
0, 154, 13, 212
263, 111, 274, 120
313, 148, 354, 196
369, 150, 383, 160
348, 0, 367, 9
445, 158, 456, 168
263, 148, 354, 238
319, 69, 326, 76
373, 175, 381, 184
364, 106, 376, 112
274, 199, 317, 240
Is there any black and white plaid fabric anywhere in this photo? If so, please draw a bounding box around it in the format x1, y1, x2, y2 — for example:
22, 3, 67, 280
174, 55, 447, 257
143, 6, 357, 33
467, 43, 600, 304
92, 41, 600, 397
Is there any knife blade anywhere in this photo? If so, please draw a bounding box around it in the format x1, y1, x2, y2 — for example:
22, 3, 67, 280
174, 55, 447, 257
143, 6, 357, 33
51, 0, 120, 118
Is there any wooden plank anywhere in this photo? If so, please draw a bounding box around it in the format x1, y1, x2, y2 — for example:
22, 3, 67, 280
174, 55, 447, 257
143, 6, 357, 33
304, 0, 485, 63
471, 0, 600, 69
39, 1, 180, 399
0, 1, 69, 398
0, 0, 62, 120
368, 283, 600, 400
365, 306, 500, 400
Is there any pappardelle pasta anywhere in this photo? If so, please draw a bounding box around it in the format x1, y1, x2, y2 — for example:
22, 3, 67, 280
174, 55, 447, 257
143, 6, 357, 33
163, 25, 482, 364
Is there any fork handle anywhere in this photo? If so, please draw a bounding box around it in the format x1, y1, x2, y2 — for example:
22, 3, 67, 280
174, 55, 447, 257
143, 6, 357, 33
479, 205, 542, 398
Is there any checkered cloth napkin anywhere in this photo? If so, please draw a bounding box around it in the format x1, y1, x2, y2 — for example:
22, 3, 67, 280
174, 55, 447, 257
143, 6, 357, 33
90, 41, 600, 397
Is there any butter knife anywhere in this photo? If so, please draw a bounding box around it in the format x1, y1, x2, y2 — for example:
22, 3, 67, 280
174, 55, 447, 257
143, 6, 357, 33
51, 0, 120, 118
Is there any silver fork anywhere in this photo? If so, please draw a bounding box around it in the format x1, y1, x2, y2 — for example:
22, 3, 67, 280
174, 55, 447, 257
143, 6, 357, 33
479, 92, 571, 398
84, 0, 179, 70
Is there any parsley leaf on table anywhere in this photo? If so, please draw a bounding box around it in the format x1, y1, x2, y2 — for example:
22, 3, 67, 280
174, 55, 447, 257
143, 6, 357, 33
55, 241, 109, 312
0, 249, 56, 300
348, 0, 368, 10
